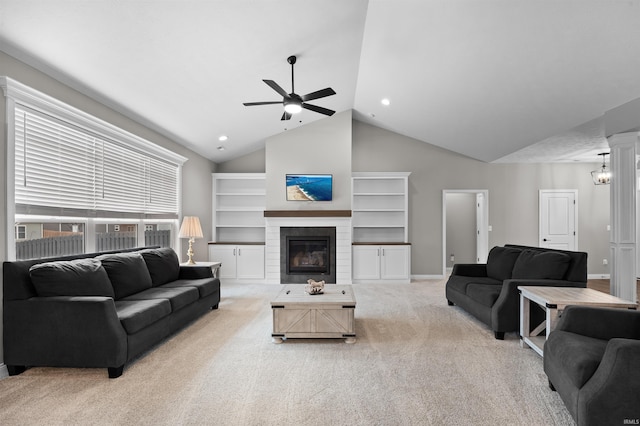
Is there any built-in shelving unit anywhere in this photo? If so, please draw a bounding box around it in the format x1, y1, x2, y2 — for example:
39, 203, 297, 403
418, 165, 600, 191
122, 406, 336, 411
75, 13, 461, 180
352, 172, 411, 283
212, 173, 266, 243
352, 172, 410, 243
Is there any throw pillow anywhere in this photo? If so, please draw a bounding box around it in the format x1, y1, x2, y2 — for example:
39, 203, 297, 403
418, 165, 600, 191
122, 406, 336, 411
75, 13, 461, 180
97, 252, 153, 299
512, 249, 571, 280
140, 247, 180, 286
486, 246, 522, 281
29, 258, 115, 298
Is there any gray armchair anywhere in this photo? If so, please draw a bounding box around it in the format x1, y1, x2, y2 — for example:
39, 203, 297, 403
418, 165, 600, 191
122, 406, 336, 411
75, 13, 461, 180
543, 305, 640, 425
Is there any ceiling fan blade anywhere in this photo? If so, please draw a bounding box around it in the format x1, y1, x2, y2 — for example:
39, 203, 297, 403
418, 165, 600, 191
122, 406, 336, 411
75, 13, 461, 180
281, 111, 292, 121
301, 88, 336, 102
243, 101, 283, 106
263, 80, 289, 98
302, 103, 335, 116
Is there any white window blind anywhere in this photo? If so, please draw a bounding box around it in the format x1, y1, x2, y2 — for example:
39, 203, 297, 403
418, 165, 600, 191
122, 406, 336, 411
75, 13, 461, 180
14, 105, 179, 218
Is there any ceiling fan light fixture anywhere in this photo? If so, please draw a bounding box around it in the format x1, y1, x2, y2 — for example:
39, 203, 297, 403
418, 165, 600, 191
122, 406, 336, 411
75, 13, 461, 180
591, 152, 611, 185
283, 99, 302, 114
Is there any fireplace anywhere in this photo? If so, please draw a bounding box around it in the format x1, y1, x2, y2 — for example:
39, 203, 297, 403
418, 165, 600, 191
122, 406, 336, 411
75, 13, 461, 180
280, 227, 336, 284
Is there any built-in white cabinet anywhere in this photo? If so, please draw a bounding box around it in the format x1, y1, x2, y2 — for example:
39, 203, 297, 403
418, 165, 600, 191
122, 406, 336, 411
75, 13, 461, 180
208, 244, 265, 281
211, 173, 266, 282
352, 244, 410, 283
352, 172, 411, 283
212, 173, 266, 243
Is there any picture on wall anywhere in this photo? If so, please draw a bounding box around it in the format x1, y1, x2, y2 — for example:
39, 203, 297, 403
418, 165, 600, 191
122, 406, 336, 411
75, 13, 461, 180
286, 174, 333, 201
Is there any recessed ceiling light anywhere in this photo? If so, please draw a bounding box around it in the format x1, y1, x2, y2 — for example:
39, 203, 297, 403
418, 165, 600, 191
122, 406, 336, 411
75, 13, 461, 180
381, 98, 390, 106
218, 135, 228, 141
217, 146, 225, 151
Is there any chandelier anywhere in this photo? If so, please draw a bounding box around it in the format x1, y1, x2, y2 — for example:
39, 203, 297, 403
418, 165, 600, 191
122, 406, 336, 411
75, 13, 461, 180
591, 153, 611, 185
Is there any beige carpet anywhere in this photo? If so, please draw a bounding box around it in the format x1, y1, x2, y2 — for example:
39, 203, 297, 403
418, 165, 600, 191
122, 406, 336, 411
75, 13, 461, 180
0, 280, 575, 425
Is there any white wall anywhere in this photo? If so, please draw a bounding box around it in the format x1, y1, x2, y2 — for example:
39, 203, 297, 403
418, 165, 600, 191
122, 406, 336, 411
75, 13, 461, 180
265, 110, 352, 211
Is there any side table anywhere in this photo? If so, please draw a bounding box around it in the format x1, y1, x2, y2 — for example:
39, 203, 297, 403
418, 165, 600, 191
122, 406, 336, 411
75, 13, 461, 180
180, 261, 222, 278
518, 286, 637, 356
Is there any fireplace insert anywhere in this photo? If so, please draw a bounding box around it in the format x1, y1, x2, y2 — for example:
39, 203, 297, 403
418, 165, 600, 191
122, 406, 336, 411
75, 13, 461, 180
280, 227, 336, 283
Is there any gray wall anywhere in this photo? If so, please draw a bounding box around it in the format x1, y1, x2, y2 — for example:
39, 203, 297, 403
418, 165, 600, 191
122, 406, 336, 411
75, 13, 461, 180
445, 193, 477, 267
351, 120, 610, 276
265, 110, 352, 211
0, 52, 216, 369
217, 117, 610, 277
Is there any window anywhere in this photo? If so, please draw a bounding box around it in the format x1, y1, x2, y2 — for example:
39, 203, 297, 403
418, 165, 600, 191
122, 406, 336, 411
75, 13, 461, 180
2, 77, 187, 260
15, 225, 26, 240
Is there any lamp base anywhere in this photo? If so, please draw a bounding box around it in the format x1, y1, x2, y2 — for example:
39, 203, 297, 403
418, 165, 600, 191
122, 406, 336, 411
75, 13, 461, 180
186, 238, 196, 265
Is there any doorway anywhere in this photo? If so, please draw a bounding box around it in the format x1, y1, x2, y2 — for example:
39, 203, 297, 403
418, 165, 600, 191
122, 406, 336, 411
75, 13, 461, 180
442, 190, 489, 277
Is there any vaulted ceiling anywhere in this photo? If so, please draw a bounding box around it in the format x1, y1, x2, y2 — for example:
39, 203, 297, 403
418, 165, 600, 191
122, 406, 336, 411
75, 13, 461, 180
2, 1, 639, 164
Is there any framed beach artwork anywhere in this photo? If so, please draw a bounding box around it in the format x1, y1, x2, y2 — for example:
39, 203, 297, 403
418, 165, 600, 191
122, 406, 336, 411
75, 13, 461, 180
286, 174, 333, 201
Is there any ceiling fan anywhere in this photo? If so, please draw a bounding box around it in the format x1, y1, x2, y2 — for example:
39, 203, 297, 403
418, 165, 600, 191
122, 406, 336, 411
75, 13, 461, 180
243, 55, 336, 121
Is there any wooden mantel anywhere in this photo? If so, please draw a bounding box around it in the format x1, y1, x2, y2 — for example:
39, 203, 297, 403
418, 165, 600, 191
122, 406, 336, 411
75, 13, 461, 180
264, 210, 352, 218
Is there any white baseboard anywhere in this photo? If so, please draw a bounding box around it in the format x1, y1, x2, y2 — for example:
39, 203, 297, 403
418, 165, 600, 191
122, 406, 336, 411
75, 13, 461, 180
412, 274, 445, 280
588, 274, 610, 279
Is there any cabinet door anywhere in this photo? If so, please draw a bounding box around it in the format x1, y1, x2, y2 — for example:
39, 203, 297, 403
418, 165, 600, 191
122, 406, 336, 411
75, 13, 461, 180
380, 245, 410, 280
209, 245, 237, 279
352, 246, 381, 280
236, 245, 265, 279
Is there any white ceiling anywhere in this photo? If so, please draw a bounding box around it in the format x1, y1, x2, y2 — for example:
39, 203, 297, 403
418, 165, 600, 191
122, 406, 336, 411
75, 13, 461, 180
2, 0, 640, 164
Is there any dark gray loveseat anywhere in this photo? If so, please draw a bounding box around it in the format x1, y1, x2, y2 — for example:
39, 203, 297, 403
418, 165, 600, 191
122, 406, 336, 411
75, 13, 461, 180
544, 305, 640, 425
445, 244, 588, 339
3, 247, 220, 378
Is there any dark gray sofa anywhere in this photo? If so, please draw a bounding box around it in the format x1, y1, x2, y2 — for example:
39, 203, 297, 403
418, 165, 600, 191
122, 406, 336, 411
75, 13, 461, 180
3, 246, 220, 378
544, 305, 640, 425
445, 244, 588, 339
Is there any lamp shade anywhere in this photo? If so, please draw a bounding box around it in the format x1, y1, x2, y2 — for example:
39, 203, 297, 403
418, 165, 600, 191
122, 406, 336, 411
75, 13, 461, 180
178, 216, 203, 239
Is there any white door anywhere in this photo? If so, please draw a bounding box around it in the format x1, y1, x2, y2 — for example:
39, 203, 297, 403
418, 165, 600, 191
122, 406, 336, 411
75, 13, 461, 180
209, 245, 238, 279
380, 245, 410, 280
236, 245, 265, 279
539, 190, 577, 250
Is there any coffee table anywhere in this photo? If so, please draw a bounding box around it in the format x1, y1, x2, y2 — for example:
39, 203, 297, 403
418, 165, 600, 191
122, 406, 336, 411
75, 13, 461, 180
518, 286, 637, 356
271, 284, 356, 344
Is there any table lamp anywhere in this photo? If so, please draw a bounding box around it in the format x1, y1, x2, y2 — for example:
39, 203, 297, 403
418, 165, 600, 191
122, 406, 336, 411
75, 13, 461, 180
178, 216, 203, 264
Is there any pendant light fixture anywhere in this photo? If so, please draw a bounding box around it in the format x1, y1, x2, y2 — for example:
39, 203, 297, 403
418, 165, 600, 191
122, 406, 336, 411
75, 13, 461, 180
591, 152, 611, 185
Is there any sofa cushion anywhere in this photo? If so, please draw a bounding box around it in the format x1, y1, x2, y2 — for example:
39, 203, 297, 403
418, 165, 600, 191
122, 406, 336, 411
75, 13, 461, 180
140, 247, 180, 286
466, 284, 503, 308
29, 258, 115, 298
512, 249, 571, 280
97, 252, 153, 299
160, 277, 220, 298
544, 330, 608, 388
122, 286, 199, 312
114, 299, 172, 334
447, 275, 502, 295
486, 246, 522, 281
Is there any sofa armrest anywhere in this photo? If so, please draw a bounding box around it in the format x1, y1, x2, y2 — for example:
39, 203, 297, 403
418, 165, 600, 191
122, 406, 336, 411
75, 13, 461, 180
4, 296, 127, 367
555, 305, 640, 340
451, 263, 487, 277
491, 279, 586, 333
578, 338, 640, 424
179, 266, 214, 279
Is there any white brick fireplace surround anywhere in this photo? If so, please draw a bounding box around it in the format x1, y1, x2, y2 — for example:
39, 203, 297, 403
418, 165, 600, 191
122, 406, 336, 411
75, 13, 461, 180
264, 211, 352, 284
